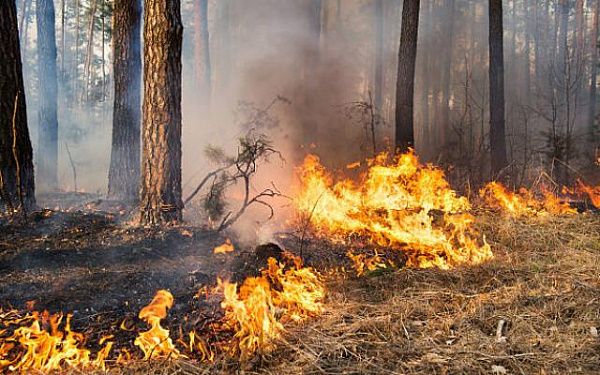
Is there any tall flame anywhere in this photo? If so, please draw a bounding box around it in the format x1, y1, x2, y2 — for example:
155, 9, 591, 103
575, 180, 600, 208
293, 152, 492, 269
134, 290, 181, 360
219, 254, 324, 360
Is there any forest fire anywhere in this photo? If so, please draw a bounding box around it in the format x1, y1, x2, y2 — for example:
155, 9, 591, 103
479, 182, 576, 216
575, 180, 600, 209
219, 253, 324, 360
0, 254, 323, 373
213, 239, 235, 254
134, 290, 181, 360
293, 151, 493, 269
0, 310, 112, 372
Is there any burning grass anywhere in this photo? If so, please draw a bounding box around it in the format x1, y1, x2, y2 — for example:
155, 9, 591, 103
1, 155, 599, 373
24, 212, 596, 375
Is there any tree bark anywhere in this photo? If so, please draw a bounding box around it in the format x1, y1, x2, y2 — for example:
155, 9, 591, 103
108, 0, 141, 202
139, 0, 183, 225
36, 0, 59, 190
0, 0, 35, 211
488, 0, 508, 176
194, 0, 211, 101
395, 0, 420, 152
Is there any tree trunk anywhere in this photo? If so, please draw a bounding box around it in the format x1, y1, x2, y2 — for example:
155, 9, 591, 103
74, 0, 81, 98
374, 0, 383, 110
108, 0, 141, 202
194, 0, 211, 101
36, 0, 59, 190
60, 0, 65, 81
395, 0, 420, 152
523, 0, 531, 99
440, 0, 456, 148
589, 0, 600, 138
488, 0, 508, 176
0, 0, 35, 211
82, 0, 97, 102
139, 0, 183, 225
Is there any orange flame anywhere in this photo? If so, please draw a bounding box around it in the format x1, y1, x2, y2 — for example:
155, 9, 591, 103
480, 182, 575, 216
293, 152, 492, 269
134, 290, 181, 360
346, 251, 388, 276
213, 239, 235, 254
575, 180, 600, 208
218, 254, 324, 360
0, 310, 112, 372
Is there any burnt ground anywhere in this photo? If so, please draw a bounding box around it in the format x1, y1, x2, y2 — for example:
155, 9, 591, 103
1, 192, 600, 374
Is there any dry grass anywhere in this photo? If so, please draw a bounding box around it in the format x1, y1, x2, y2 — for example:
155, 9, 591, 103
78, 212, 600, 374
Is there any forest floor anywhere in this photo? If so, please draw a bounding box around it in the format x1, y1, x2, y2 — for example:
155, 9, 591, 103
1, 193, 600, 374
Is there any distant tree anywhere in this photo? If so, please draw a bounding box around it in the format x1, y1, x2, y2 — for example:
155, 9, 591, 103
0, 0, 35, 211
373, 0, 383, 110
108, 0, 141, 202
36, 0, 59, 190
194, 0, 211, 101
395, 0, 420, 152
139, 0, 183, 225
589, 0, 599, 139
488, 0, 508, 176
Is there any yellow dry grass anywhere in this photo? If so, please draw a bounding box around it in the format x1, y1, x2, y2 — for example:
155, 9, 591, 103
76, 212, 600, 374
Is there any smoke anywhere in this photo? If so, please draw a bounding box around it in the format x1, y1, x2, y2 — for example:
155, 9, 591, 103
19, 0, 600, 212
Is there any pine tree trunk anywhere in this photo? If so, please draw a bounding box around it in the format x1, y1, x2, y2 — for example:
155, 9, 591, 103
194, 0, 211, 101
374, 0, 383, 110
36, 0, 59, 190
0, 0, 35, 211
395, 0, 420, 152
488, 0, 508, 176
139, 0, 183, 225
108, 0, 141, 202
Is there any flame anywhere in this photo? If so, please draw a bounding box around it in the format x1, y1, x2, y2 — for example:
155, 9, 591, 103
480, 182, 575, 216
575, 180, 600, 208
134, 290, 181, 360
213, 239, 235, 254
218, 254, 324, 360
293, 151, 492, 269
346, 250, 388, 276
0, 310, 111, 372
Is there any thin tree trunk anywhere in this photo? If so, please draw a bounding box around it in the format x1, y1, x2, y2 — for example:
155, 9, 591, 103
194, 0, 211, 101
1, 0, 35, 211
140, 0, 183, 225
101, 2, 106, 101
19, 0, 27, 36
74, 0, 80, 99
108, 0, 141, 202
374, 0, 384, 110
61, 0, 65, 81
36, 0, 60, 190
589, 0, 600, 138
440, 0, 455, 148
395, 0, 420, 152
523, 0, 531, 99
420, 0, 431, 154
83, 0, 97, 101
489, 0, 508, 176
